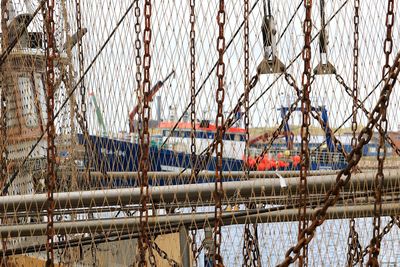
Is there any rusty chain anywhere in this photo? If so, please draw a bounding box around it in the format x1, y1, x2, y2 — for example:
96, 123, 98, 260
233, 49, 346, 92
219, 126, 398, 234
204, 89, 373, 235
347, 1, 361, 264
278, 50, 400, 267
284, 72, 349, 161
134, 0, 142, 133
360, 216, 397, 263
0, 0, 9, 192
44, 0, 57, 265
242, 0, 259, 265
335, 73, 400, 157
347, 217, 363, 266
351, 0, 359, 151
368, 1, 394, 265
0, 1, 9, 264
190, 0, 197, 177
138, 0, 155, 265
348, 0, 362, 263
242, 222, 261, 267
75, 0, 91, 185
214, 0, 226, 265
298, 0, 313, 265
151, 241, 180, 267
189, 0, 198, 265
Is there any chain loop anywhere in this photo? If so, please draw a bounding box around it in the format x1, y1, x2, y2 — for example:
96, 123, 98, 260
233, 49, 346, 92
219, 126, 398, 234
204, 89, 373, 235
138, 0, 155, 265
298, 1, 313, 266
368, 1, 394, 265
0, 0, 9, 192
190, 0, 197, 178
347, 1, 362, 263
151, 241, 180, 267
278, 50, 400, 267
214, 1, 226, 265
360, 217, 396, 263
0, 1, 9, 264
335, 73, 400, 157
74, 0, 91, 185
44, 0, 57, 265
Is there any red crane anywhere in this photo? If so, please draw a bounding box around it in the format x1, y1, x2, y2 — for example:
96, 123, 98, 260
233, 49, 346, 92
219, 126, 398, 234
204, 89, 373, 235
129, 70, 174, 132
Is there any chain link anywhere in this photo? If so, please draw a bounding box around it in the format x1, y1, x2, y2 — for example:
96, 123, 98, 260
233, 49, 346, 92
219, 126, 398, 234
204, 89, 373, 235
242, 222, 261, 267
242, 1, 261, 265
0, 1, 9, 264
298, 1, 313, 266
335, 73, 400, 157
282, 72, 349, 161
214, 1, 226, 265
151, 241, 180, 267
347, 1, 361, 265
134, 0, 142, 134
347, 217, 363, 266
278, 50, 400, 267
0, 0, 9, 192
190, 0, 197, 177
139, 0, 155, 265
189, 4, 198, 263
368, 1, 394, 265
360, 216, 396, 263
75, 0, 91, 185
44, 0, 57, 265
351, 0, 359, 150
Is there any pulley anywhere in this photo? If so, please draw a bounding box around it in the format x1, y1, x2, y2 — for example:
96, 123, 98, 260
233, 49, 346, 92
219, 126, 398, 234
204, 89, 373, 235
313, 0, 336, 75
257, 13, 285, 74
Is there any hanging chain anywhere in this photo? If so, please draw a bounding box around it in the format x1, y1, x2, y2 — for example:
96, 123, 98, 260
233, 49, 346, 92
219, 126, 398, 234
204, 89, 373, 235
214, 0, 225, 265
298, 1, 313, 266
282, 72, 349, 161
347, 217, 363, 266
335, 73, 400, 157
0, 0, 9, 192
351, 0, 359, 150
151, 241, 180, 267
139, 0, 155, 265
75, 0, 90, 183
44, 0, 57, 265
347, 1, 362, 265
278, 50, 400, 267
243, 0, 250, 178
242, 1, 260, 265
0, 1, 9, 264
189, 1, 198, 266
360, 216, 397, 263
190, 0, 196, 175
134, 0, 142, 135
368, 1, 394, 265
242, 222, 261, 267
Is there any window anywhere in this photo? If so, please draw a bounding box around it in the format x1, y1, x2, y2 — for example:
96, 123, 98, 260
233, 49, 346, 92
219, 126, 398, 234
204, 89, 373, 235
34, 74, 47, 126
18, 76, 39, 128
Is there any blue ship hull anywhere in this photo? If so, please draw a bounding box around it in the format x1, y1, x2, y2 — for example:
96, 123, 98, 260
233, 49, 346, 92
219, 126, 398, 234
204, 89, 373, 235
78, 134, 347, 185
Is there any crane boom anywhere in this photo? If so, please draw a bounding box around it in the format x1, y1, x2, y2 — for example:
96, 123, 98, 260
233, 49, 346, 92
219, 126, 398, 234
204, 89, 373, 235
89, 92, 107, 136
129, 70, 175, 132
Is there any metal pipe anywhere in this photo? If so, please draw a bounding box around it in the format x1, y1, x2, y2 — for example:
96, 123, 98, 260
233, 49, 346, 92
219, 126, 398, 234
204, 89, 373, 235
1, 202, 399, 238
88, 169, 340, 179
179, 225, 191, 267
0, 170, 398, 214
